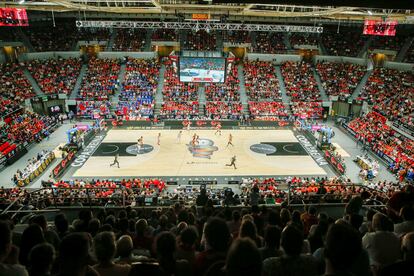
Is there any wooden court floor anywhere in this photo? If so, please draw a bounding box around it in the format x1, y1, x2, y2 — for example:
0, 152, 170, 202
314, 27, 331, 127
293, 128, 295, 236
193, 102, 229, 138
72, 129, 327, 177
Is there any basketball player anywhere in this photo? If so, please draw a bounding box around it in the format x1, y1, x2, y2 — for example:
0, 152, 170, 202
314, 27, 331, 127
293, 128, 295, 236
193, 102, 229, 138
226, 155, 237, 169
177, 130, 182, 144
226, 133, 234, 148
110, 153, 120, 168
215, 122, 222, 136
186, 120, 191, 132
157, 133, 161, 146
137, 136, 143, 155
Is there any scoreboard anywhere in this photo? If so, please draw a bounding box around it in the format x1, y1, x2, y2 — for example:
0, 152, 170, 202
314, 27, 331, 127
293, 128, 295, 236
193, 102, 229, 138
0, 8, 29, 27
363, 20, 397, 36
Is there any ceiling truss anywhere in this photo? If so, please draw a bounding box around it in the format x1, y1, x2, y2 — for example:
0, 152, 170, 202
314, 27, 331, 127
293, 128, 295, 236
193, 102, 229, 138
2, 0, 414, 22
76, 20, 324, 33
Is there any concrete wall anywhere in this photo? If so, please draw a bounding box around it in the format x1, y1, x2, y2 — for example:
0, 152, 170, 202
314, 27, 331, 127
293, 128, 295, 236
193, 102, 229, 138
97, 51, 157, 59
19, 51, 81, 61
314, 55, 367, 66
384, 61, 414, 72
247, 53, 302, 63
0, 51, 5, 64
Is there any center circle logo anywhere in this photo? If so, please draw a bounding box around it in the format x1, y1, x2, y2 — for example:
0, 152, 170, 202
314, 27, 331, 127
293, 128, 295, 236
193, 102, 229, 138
126, 144, 154, 155
250, 144, 277, 155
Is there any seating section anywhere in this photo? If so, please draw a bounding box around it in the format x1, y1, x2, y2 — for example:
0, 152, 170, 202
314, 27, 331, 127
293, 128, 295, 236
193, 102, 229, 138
25, 24, 79, 51
112, 29, 147, 52
204, 66, 241, 120
223, 30, 251, 44
0, 63, 35, 117
27, 58, 82, 95
151, 29, 178, 41
0, 141, 17, 157
289, 33, 319, 46
243, 61, 288, 119
243, 61, 281, 101
248, 101, 288, 118
316, 61, 366, 98
403, 43, 414, 63
252, 32, 287, 53
281, 61, 320, 102
1, 111, 56, 144
348, 111, 414, 173
160, 60, 199, 119
77, 29, 111, 42
79, 58, 120, 100
361, 68, 414, 121
77, 101, 111, 118
368, 35, 407, 52
290, 102, 323, 119
184, 30, 216, 51
322, 31, 366, 57
116, 58, 160, 120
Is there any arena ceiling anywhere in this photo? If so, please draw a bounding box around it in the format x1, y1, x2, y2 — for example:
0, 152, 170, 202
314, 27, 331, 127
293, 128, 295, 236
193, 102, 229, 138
3, 0, 414, 23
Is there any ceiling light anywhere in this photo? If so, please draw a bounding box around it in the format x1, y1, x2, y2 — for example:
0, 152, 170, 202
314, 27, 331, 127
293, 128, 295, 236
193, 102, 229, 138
367, 11, 373, 15
18, 0, 25, 4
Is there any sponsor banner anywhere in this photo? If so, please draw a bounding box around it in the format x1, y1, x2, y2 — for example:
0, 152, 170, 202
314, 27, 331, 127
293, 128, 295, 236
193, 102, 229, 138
392, 121, 414, 137
325, 150, 346, 175
51, 150, 76, 179
295, 135, 328, 166
71, 134, 106, 167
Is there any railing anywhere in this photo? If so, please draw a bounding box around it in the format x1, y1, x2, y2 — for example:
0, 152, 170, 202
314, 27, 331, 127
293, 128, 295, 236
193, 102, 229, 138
0, 183, 391, 220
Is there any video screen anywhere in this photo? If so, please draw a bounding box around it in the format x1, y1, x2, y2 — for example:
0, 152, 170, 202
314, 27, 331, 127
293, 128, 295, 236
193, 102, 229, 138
0, 8, 29, 27
179, 57, 226, 83
363, 20, 398, 36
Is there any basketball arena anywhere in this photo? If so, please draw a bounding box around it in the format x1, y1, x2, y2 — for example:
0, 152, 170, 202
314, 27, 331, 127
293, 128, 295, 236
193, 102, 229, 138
0, 1, 413, 275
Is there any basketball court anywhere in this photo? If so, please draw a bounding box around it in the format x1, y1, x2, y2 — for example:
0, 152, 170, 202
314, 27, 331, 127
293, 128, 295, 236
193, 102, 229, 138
70, 129, 327, 178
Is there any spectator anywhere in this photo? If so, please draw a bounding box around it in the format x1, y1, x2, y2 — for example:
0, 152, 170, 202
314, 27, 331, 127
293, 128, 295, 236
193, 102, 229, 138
259, 225, 283, 260
28, 243, 55, 276
176, 226, 198, 266
225, 238, 262, 276
19, 224, 45, 267
394, 205, 414, 236
93, 231, 131, 276
379, 231, 414, 276
0, 221, 28, 276
324, 223, 366, 276
362, 213, 401, 270
195, 218, 230, 275
56, 232, 98, 276
115, 235, 141, 265
262, 225, 318, 276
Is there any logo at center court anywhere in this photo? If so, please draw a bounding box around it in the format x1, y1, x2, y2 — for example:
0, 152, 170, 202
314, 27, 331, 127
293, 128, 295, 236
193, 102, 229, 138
187, 138, 218, 159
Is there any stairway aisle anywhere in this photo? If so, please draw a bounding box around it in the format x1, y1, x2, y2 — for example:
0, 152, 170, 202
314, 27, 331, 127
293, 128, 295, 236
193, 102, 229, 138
111, 63, 126, 106
145, 29, 153, 51
23, 69, 44, 95
154, 64, 166, 116
198, 86, 206, 116
216, 30, 224, 50
396, 37, 414, 62
312, 68, 329, 102
358, 36, 373, 58
69, 64, 87, 99
237, 64, 249, 115
274, 65, 291, 106
351, 70, 372, 100
17, 28, 34, 52
106, 29, 117, 51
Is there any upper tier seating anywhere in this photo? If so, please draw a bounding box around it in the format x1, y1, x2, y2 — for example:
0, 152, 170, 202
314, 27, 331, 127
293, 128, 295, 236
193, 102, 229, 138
281, 61, 320, 102
27, 58, 82, 95
316, 61, 366, 98
112, 29, 147, 52
116, 58, 160, 120
79, 58, 120, 100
